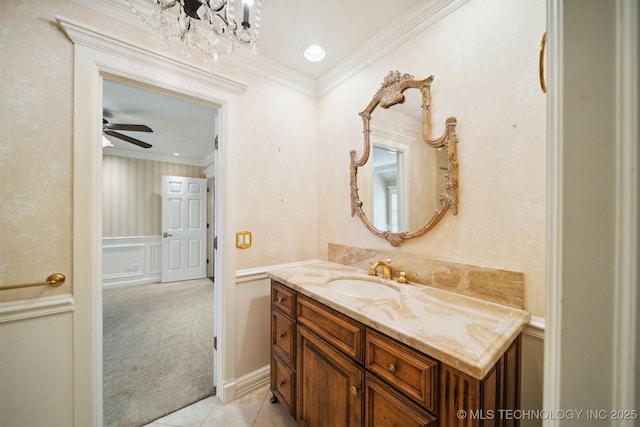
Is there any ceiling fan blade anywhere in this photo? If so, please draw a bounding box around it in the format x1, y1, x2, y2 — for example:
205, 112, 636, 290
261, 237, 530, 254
104, 130, 153, 149
103, 123, 153, 132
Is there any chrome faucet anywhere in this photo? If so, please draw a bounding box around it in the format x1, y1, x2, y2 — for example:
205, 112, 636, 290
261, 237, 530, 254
368, 259, 393, 280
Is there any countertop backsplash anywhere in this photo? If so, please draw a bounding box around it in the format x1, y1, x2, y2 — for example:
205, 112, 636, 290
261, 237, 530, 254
328, 243, 524, 309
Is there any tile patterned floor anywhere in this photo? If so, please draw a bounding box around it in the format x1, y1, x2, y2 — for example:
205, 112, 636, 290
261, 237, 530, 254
144, 384, 297, 427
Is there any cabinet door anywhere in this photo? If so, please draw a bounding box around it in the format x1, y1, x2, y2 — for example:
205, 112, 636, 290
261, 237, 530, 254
297, 325, 363, 427
365, 373, 436, 427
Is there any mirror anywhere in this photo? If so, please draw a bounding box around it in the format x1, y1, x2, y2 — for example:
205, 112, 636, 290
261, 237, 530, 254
350, 71, 459, 246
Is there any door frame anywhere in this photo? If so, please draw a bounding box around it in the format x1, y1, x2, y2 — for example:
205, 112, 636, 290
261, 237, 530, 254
58, 16, 246, 426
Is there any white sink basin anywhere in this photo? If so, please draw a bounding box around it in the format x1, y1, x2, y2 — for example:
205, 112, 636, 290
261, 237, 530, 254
326, 277, 399, 300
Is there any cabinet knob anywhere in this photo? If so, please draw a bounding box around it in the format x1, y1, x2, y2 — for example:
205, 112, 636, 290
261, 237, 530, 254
278, 332, 285, 338
279, 380, 286, 387
387, 363, 397, 374
277, 297, 284, 303
351, 386, 358, 396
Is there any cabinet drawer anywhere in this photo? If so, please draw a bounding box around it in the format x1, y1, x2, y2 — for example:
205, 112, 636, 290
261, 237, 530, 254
272, 280, 296, 318
272, 309, 296, 367
271, 353, 295, 417
365, 372, 436, 427
366, 328, 438, 412
297, 294, 364, 362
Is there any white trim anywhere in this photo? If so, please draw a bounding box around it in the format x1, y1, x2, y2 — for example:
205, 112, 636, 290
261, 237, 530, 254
543, 0, 563, 419
56, 16, 246, 96
59, 14, 239, 424
234, 365, 271, 399
523, 315, 545, 342
0, 295, 74, 323
316, 0, 470, 97
69, 0, 468, 98
235, 259, 323, 284
103, 147, 210, 167
613, 0, 638, 412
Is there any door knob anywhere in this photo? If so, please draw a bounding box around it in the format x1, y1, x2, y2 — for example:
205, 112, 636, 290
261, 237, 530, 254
163, 232, 173, 238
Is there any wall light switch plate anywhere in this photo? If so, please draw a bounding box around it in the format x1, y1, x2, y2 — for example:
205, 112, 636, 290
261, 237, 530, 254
236, 231, 252, 249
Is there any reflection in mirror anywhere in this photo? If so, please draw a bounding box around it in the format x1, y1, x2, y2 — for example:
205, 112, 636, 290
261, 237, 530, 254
350, 71, 459, 246
371, 146, 400, 232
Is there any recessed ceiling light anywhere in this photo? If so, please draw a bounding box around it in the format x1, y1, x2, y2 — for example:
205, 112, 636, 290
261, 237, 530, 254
173, 153, 180, 156
304, 45, 325, 62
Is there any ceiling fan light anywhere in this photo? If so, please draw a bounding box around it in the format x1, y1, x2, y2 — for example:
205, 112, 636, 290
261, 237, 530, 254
102, 135, 114, 148
304, 45, 325, 62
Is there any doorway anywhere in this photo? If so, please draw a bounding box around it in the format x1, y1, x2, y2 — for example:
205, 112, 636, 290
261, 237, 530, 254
101, 77, 218, 425
64, 15, 243, 423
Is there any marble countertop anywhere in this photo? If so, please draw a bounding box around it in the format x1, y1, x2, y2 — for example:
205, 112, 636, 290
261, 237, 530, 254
267, 261, 530, 379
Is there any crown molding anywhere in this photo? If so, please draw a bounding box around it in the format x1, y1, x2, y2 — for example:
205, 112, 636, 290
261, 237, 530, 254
68, 0, 317, 96
57, 14, 247, 95
103, 147, 213, 167
316, 0, 470, 97
68, 0, 467, 98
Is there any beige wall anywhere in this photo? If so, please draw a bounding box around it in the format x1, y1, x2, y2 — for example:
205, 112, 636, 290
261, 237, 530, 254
1, 0, 549, 422
0, 0, 546, 312
317, 0, 547, 317
232, 75, 319, 270
102, 155, 205, 237
0, 0, 319, 300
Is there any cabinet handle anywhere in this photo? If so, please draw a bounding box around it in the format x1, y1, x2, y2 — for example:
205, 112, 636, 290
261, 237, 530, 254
351, 386, 358, 396
387, 363, 397, 374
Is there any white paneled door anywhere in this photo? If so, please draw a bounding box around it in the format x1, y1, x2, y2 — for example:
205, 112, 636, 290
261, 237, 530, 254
161, 175, 207, 282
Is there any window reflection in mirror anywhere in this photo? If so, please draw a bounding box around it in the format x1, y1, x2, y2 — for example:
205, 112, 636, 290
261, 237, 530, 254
372, 146, 401, 232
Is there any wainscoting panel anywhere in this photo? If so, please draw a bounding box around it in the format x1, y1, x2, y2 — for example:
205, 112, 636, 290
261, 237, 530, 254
0, 296, 74, 426
103, 236, 162, 288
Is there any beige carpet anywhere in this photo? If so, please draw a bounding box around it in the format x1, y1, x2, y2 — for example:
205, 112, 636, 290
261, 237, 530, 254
103, 279, 215, 427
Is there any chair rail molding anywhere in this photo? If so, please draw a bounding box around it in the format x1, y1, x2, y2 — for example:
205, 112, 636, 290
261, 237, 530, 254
0, 295, 74, 323
523, 315, 545, 342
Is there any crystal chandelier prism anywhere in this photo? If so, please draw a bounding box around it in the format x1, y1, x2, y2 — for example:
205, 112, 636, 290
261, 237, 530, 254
126, 0, 262, 63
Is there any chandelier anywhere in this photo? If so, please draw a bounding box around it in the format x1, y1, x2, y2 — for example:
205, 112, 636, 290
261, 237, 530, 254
126, 0, 262, 63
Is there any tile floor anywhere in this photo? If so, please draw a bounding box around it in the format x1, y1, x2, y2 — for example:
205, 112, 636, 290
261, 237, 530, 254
144, 384, 297, 427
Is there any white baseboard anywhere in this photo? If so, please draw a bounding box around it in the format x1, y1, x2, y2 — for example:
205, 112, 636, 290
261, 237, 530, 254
235, 365, 271, 398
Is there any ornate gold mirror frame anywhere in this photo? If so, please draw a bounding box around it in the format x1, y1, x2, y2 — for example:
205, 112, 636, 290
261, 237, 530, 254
350, 71, 459, 246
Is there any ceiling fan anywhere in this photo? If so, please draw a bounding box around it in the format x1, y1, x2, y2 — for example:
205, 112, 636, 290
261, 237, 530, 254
102, 118, 153, 149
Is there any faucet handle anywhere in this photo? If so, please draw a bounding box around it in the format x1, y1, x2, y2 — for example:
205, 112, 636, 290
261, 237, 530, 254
368, 263, 377, 276
397, 271, 420, 284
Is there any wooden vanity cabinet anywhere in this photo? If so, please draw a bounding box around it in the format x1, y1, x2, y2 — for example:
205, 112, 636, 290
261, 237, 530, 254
270, 281, 297, 416
270, 279, 522, 427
